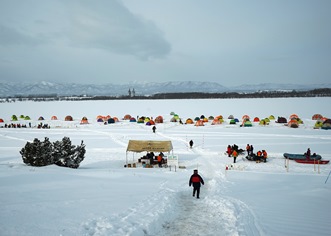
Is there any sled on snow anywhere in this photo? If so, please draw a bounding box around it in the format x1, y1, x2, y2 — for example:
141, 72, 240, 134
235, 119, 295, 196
294, 159, 329, 164
283, 153, 322, 160
245, 155, 267, 163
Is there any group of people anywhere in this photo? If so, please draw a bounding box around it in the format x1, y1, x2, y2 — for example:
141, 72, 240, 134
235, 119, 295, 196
226, 144, 268, 163
246, 144, 268, 163
304, 148, 318, 160
245, 143, 268, 163
226, 144, 242, 163
140, 152, 166, 167
1, 122, 50, 129
246, 144, 254, 156
1, 123, 29, 128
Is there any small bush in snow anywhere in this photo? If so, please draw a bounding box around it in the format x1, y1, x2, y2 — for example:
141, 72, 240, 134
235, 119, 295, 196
20, 137, 86, 168
20, 137, 53, 166
53, 137, 86, 169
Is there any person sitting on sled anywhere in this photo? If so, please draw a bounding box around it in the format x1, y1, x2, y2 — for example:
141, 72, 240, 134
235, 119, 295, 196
305, 148, 311, 159
256, 150, 262, 163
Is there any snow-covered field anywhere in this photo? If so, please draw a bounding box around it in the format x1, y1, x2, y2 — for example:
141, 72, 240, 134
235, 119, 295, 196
0, 97, 331, 236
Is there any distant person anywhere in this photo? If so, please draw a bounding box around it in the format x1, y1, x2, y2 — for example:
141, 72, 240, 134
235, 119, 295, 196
189, 169, 204, 199
250, 145, 254, 155
306, 148, 311, 159
189, 140, 194, 148
256, 150, 262, 163
232, 149, 238, 163
246, 144, 251, 155
157, 154, 163, 167
152, 125, 156, 133
227, 145, 232, 157
232, 144, 238, 152
262, 150, 268, 163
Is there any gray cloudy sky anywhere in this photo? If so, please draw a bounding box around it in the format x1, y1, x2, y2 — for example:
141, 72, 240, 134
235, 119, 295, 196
0, 0, 330, 86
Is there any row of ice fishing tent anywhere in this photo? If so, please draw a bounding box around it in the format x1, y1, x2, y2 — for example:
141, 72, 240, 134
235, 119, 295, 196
3, 115, 76, 122
312, 113, 331, 130
1, 113, 330, 129
166, 113, 331, 129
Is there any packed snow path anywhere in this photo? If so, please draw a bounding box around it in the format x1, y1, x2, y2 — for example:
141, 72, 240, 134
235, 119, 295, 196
158, 191, 262, 236
155, 150, 263, 236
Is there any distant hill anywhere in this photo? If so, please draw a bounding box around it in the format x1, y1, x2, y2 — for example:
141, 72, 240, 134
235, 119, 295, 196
0, 80, 330, 97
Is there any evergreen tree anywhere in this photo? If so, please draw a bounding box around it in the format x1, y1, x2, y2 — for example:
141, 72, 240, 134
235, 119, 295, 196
20, 136, 86, 168
41, 137, 54, 165
53, 137, 86, 168
20, 138, 39, 165
65, 140, 86, 169
20, 138, 51, 166
52, 137, 71, 167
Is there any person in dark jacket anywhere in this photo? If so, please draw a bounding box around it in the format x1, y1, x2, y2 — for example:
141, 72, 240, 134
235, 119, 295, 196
250, 145, 254, 155
246, 144, 251, 155
189, 169, 204, 199
306, 148, 311, 159
189, 140, 194, 148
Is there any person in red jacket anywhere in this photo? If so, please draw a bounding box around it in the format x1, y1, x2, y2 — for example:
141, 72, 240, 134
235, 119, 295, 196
256, 150, 262, 163
157, 155, 163, 167
189, 169, 204, 199
226, 145, 232, 157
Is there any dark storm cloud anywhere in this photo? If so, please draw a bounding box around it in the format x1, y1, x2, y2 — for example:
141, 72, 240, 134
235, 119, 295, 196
67, 0, 171, 60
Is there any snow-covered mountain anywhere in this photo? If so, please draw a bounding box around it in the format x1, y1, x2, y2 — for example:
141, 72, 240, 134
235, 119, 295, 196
230, 83, 331, 92
0, 80, 329, 97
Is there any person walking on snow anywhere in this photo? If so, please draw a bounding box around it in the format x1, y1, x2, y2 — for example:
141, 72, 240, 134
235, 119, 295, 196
189, 169, 204, 199
189, 140, 194, 148
152, 125, 156, 133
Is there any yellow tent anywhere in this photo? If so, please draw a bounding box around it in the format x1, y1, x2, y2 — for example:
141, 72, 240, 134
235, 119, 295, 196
126, 140, 173, 165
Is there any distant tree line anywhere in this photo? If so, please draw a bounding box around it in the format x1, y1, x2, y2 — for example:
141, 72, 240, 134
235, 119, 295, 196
149, 88, 331, 99
1, 88, 330, 102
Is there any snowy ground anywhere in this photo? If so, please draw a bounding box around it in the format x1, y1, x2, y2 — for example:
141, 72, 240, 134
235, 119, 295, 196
0, 98, 331, 236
